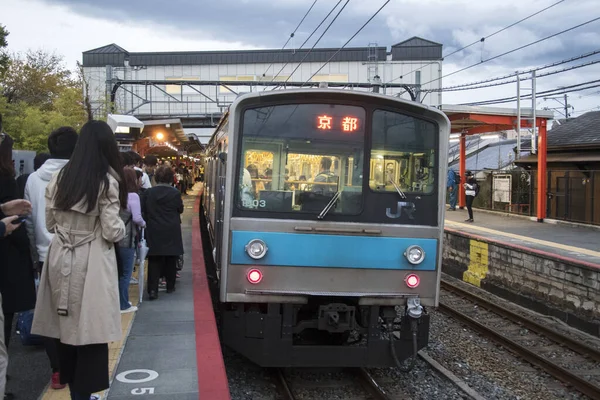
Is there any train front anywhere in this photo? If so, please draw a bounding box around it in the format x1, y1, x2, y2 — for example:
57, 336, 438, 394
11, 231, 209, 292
220, 90, 450, 367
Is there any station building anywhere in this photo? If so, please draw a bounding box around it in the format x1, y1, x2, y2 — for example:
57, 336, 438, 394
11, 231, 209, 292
81, 36, 444, 148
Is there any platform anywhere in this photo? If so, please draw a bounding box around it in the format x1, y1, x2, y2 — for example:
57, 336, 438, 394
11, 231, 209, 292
444, 208, 600, 266
6, 184, 230, 400
443, 207, 600, 337
105, 184, 229, 400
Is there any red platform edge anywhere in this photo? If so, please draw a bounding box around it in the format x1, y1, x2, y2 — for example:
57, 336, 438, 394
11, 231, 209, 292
444, 226, 600, 271
192, 191, 231, 400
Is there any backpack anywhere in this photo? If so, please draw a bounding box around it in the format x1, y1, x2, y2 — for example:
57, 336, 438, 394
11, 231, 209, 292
118, 209, 134, 248
313, 171, 338, 194
453, 171, 461, 185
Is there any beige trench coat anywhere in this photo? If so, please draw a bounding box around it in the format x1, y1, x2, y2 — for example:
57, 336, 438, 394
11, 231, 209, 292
32, 169, 126, 346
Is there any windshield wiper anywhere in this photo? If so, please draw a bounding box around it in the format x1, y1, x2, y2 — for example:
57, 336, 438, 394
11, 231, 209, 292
389, 180, 407, 199
317, 191, 341, 220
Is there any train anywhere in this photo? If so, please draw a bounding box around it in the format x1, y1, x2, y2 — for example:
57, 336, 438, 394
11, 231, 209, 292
201, 88, 450, 368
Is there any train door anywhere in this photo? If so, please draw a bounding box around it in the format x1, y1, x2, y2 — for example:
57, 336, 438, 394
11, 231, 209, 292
214, 140, 228, 270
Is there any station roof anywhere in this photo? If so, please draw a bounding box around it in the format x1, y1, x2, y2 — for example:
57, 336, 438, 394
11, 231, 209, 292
441, 104, 554, 134
82, 37, 442, 67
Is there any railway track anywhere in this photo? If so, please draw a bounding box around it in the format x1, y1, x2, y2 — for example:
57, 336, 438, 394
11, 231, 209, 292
439, 278, 600, 399
272, 367, 392, 400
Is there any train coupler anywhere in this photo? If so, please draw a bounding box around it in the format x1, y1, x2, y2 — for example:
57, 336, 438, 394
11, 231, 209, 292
318, 303, 356, 333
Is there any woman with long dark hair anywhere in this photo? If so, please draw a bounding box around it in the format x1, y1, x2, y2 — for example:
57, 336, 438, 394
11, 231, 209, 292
32, 120, 126, 400
0, 132, 37, 399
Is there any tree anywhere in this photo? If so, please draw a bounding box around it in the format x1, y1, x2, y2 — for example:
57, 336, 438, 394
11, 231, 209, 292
0, 24, 8, 75
0, 49, 87, 152
2, 50, 72, 110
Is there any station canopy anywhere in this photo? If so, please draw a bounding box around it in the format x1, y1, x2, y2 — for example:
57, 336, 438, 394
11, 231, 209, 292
440, 104, 555, 222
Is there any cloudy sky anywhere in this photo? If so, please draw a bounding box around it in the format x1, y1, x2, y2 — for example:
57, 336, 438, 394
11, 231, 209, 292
3, 0, 600, 118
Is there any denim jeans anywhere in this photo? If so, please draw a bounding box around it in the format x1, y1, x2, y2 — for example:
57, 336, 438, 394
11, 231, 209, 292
449, 184, 458, 209
117, 246, 136, 310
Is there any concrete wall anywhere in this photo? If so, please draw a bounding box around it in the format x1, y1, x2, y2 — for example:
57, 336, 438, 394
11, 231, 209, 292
443, 228, 600, 337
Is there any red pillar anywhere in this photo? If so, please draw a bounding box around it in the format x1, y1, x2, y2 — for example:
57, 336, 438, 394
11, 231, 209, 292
459, 132, 466, 209
536, 119, 547, 222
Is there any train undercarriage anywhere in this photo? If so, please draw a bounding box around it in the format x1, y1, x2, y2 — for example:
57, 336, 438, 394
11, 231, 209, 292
220, 300, 430, 367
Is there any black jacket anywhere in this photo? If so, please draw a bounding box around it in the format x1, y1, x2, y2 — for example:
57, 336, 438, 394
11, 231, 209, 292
0, 176, 37, 313
141, 184, 184, 256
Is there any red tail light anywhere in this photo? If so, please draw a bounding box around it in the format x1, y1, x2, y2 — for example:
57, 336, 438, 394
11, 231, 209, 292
405, 274, 420, 288
247, 269, 263, 284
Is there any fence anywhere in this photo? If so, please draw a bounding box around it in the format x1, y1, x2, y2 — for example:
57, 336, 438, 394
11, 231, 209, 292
453, 169, 600, 226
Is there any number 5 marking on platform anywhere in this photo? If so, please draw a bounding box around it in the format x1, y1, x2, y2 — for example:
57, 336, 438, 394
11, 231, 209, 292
131, 388, 155, 395
116, 369, 159, 395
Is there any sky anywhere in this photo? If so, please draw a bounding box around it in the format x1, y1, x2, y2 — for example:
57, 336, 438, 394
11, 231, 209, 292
2, 0, 600, 119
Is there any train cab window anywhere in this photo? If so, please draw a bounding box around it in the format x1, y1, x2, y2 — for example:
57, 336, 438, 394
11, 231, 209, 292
370, 110, 437, 195
237, 104, 365, 215
240, 150, 274, 208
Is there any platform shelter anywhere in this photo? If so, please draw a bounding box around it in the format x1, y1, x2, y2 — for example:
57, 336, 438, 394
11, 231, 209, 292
441, 105, 554, 222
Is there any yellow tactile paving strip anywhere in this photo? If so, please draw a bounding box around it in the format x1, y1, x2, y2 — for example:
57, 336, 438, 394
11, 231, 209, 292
445, 220, 600, 259
40, 261, 147, 400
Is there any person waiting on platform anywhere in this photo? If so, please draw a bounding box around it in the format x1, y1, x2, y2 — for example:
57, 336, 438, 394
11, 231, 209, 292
25, 126, 79, 391
117, 167, 146, 314
0, 199, 32, 400
463, 170, 479, 223
32, 120, 127, 400
447, 168, 459, 211
0, 132, 37, 400
142, 165, 184, 300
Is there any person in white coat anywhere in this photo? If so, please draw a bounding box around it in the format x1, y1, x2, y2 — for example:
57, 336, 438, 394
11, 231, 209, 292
24, 126, 78, 390
32, 121, 126, 400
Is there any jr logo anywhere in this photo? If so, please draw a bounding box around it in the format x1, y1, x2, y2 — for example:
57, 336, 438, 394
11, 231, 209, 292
386, 202, 416, 219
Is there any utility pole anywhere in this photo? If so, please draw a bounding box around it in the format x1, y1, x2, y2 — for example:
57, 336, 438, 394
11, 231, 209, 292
543, 92, 573, 119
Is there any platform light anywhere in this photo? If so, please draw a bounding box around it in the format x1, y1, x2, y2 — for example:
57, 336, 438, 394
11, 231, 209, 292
404, 245, 425, 265
245, 239, 268, 260
405, 274, 420, 289
247, 269, 263, 284
156, 132, 165, 141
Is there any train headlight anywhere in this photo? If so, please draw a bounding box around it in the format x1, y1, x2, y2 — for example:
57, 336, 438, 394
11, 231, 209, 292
404, 245, 425, 265
245, 239, 268, 260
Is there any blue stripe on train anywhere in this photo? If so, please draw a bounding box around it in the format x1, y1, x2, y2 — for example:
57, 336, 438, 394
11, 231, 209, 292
230, 231, 437, 270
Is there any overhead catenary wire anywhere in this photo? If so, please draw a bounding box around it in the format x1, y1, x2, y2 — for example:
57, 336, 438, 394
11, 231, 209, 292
460, 79, 600, 106
260, 0, 319, 80
271, 0, 347, 85
419, 16, 600, 89
301, 0, 391, 87
432, 49, 600, 92
388, 0, 567, 84
434, 58, 600, 92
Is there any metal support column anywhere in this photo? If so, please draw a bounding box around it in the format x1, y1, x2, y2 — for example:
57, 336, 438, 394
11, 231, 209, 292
531, 71, 537, 154
459, 132, 467, 209
536, 119, 547, 222
516, 72, 521, 158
